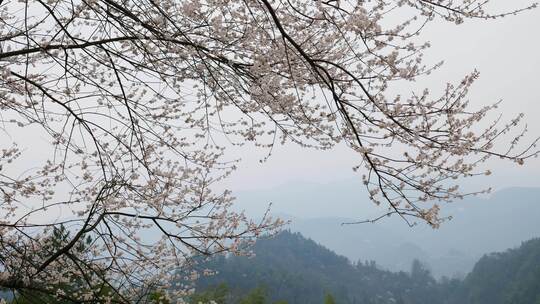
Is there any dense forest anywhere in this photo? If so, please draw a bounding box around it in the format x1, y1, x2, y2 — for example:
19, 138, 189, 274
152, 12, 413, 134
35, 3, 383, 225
451, 237, 540, 304
1, 231, 539, 303
190, 231, 540, 304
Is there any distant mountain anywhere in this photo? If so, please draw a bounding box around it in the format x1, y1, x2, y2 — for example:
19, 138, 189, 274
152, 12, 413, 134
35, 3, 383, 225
191, 231, 540, 304
260, 187, 540, 278
193, 231, 452, 304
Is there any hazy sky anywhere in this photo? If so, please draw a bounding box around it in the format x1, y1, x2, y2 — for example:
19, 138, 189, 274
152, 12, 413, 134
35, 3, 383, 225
224, 1, 540, 195
3, 1, 539, 222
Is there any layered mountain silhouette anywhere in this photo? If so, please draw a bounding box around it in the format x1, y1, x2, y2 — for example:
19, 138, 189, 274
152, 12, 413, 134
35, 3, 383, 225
193, 231, 540, 304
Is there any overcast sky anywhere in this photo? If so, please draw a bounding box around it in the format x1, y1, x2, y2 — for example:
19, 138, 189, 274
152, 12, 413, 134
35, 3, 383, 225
3, 1, 539, 222
224, 1, 540, 196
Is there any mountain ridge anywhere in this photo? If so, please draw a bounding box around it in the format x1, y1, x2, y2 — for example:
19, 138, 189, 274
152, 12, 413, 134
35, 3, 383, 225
193, 230, 540, 304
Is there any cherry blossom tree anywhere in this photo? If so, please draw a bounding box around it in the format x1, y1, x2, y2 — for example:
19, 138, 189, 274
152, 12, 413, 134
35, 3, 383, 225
0, 0, 538, 301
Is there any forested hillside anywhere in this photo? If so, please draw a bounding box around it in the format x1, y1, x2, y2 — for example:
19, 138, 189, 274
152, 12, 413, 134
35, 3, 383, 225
193, 231, 454, 304
2, 231, 539, 303
449, 238, 540, 304
237, 186, 540, 278
191, 231, 540, 304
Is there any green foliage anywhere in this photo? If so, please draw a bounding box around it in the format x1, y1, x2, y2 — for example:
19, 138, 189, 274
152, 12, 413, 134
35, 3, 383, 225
8, 231, 540, 304
7, 225, 123, 304
188, 284, 290, 304
193, 231, 435, 304
192, 231, 540, 304
324, 293, 336, 304
189, 283, 230, 304
448, 238, 540, 304
238, 287, 267, 304
149, 290, 171, 304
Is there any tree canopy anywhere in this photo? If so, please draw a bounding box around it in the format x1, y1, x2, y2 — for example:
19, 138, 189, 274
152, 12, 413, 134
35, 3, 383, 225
191, 231, 540, 304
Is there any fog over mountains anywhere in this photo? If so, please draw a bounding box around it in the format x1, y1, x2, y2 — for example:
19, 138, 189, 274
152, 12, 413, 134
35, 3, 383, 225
234, 184, 540, 278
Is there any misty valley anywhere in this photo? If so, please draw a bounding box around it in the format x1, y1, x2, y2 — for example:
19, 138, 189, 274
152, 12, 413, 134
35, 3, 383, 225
185, 186, 540, 304
189, 230, 540, 304
4, 187, 538, 303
